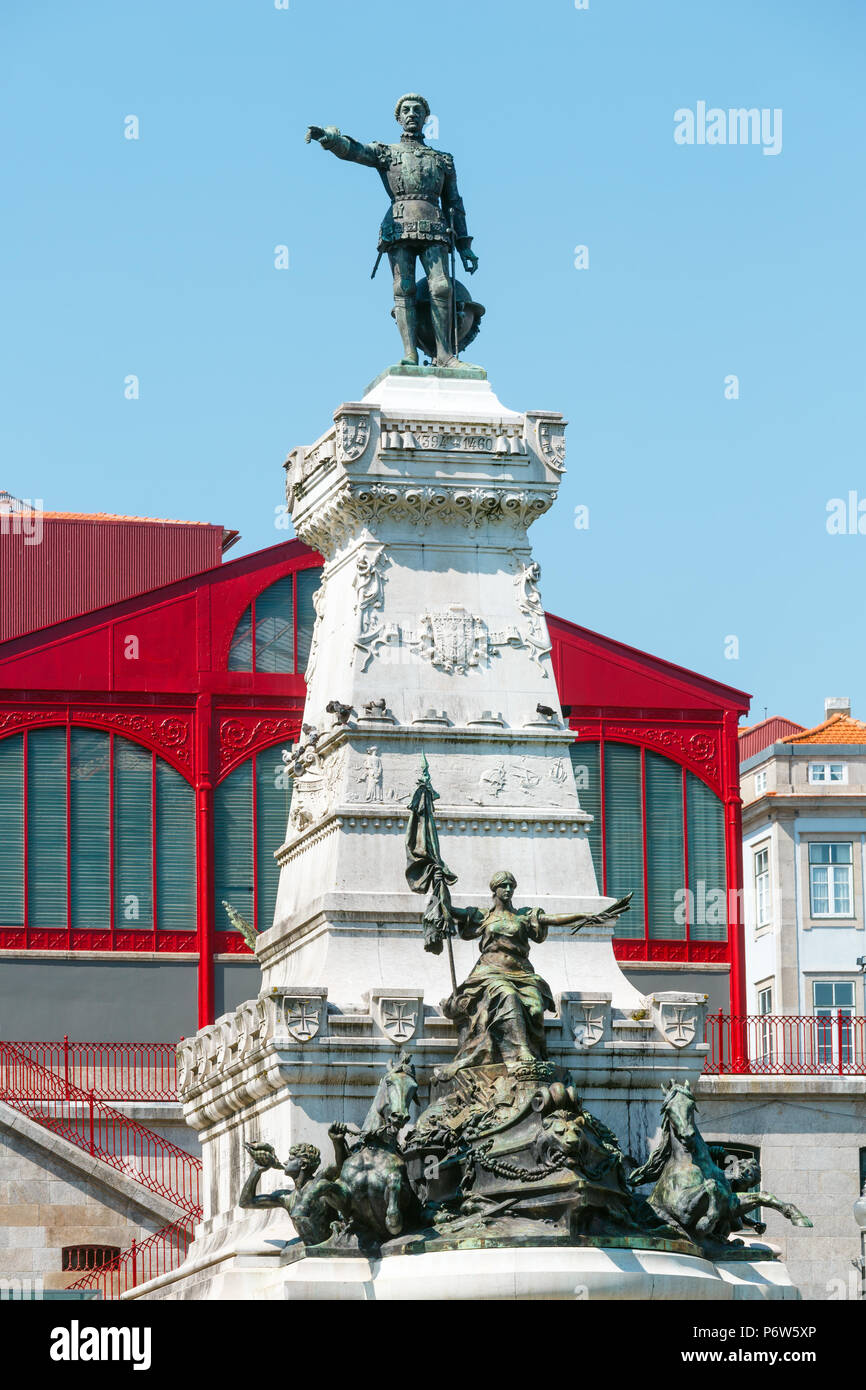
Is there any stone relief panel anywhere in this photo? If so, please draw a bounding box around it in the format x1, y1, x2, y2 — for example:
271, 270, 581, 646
353, 538, 392, 671
341, 750, 576, 811
286, 743, 347, 832
512, 558, 552, 674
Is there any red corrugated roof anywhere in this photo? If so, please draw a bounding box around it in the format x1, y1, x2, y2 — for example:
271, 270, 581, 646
0, 505, 235, 641
738, 716, 805, 761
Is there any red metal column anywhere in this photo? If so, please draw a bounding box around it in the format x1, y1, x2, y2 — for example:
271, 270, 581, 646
195, 694, 215, 1028
722, 711, 747, 1062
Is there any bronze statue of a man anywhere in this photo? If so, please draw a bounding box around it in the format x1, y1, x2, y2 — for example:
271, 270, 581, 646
306, 93, 478, 368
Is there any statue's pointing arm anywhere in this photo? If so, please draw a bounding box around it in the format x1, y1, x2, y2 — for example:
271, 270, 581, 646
442, 156, 478, 274
306, 125, 385, 169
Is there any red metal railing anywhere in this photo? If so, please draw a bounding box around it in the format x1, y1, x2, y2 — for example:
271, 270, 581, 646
5, 1037, 179, 1101
705, 1011, 866, 1076
66, 1217, 197, 1299
0, 1045, 201, 1216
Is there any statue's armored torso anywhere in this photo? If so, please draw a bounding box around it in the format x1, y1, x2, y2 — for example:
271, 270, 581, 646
374, 139, 455, 247
317, 130, 469, 252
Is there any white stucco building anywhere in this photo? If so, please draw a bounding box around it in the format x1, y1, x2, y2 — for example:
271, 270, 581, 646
740, 698, 866, 1031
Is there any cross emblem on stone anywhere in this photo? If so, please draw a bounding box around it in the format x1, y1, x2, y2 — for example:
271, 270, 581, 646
286, 1001, 320, 1042
382, 1001, 417, 1041
667, 1007, 696, 1045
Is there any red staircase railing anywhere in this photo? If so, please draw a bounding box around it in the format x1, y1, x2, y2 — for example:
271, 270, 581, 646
0, 1044, 201, 1216
704, 1011, 866, 1076
6, 1037, 178, 1101
66, 1217, 197, 1300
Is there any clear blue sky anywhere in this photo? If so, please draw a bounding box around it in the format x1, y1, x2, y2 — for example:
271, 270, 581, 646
2, 0, 864, 728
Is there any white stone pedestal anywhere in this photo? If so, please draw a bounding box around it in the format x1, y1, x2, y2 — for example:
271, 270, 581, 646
127, 1242, 801, 1302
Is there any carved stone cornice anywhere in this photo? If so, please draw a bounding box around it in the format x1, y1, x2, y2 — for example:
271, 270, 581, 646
293, 478, 557, 554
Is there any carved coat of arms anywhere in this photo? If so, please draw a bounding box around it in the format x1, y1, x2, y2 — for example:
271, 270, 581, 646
337, 413, 372, 462
418, 605, 488, 674
538, 421, 567, 473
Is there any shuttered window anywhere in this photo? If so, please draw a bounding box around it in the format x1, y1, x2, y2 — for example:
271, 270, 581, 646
687, 773, 727, 941
155, 759, 196, 931
256, 750, 292, 935
572, 739, 727, 946
646, 751, 685, 940
226, 568, 323, 674
603, 743, 645, 939
114, 740, 153, 928
0, 727, 196, 939
28, 727, 68, 928
214, 759, 254, 926
70, 730, 110, 929
254, 576, 295, 673
0, 735, 24, 925
295, 567, 321, 672
571, 741, 602, 886
215, 744, 292, 935
227, 606, 254, 670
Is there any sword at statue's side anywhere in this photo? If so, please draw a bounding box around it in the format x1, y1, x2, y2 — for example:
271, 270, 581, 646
404, 754, 458, 994
448, 207, 459, 360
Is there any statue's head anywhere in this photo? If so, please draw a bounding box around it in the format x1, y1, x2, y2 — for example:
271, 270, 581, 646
394, 93, 430, 136
730, 1156, 761, 1191
284, 1143, 321, 1179
490, 869, 516, 904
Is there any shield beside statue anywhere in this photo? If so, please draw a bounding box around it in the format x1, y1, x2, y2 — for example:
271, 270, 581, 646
393, 278, 485, 363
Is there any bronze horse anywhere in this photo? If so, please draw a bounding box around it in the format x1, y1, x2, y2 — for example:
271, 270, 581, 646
629, 1080, 812, 1251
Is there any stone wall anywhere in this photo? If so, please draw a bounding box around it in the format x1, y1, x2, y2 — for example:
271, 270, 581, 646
0, 1103, 184, 1291
697, 1076, 865, 1302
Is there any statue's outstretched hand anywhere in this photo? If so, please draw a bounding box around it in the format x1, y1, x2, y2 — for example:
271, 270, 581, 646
569, 891, 634, 934
305, 125, 325, 144
460, 248, 479, 274
245, 1141, 280, 1169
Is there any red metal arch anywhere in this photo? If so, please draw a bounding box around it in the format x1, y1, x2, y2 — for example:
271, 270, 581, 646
571, 723, 723, 798
217, 558, 323, 674
0, 710, 193, 780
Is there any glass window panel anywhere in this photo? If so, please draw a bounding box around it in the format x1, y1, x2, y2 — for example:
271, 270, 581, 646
810, 865, 829, 915
809, 843, 830, 864
70, 730, 110, 930
155, 760, 196, 930
214, 760, 254, 926
254, 576, 295, 673
570, 742, 602, 889
813, 981, 834, 1008
255, 747, 292, 935
831, 866, 852, 914
603, 743, 644, 938
0, 735, 24, 925
295, 567, 324, 673
227, 605, 254, 671
687, 772, 727, 941
646, 752, 685, 940
113, 739, 153, 929
28, 727, 68, 928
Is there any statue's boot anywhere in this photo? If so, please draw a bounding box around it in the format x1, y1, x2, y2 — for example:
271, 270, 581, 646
430, 284, 459, 368
394, 298, 418, 367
